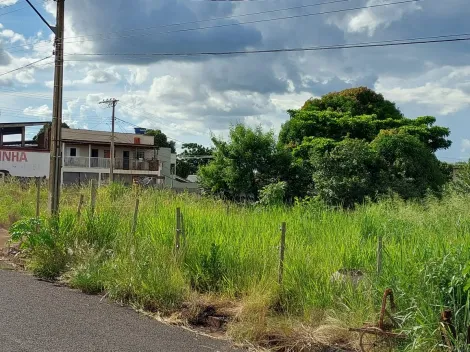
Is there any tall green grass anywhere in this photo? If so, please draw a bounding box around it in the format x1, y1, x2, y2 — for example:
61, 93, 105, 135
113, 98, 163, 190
2, 179, 470, 350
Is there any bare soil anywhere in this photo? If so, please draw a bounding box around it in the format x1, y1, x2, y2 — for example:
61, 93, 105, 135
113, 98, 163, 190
0, 227, 9, 250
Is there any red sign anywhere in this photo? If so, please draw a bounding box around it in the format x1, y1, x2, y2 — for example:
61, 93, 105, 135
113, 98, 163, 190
0, 151, 28, 162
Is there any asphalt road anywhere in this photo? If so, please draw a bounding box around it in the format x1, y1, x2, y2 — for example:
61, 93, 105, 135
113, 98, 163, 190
0, 270, 241, 352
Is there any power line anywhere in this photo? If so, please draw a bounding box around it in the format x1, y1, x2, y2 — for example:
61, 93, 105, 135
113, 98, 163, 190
0, 0, 24, 9
63, 34, 470, 58
61, 0, 355, 42
0, 55, 52, 77
0, 0, 355, 53
8, 0, 421, 50
0, 5, 29, 16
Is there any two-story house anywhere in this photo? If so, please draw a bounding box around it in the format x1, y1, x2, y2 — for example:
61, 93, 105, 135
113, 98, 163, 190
60, 128, 176, 186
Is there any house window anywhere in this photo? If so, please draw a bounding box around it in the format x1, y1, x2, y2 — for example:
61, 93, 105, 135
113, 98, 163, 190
135, 150, 145, 160
69, 148, 77, 157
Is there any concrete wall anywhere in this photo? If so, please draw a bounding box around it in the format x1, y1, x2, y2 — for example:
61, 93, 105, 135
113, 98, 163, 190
64, 144, 89, 157
157, 148, 172, 180
63, 171, 99, 186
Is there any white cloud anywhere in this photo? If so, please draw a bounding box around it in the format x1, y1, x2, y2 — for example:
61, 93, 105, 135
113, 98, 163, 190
45, 68, 121, 88
461, 139, 470, 153
127, 67, 149, 85
0, 0, 19, 7
23, 105, 52, 119
377, 83, 470, 115
328, 0, 421, 36
0, 29, 25, 44
376, 66, 470, 115
15, 70, 35, 84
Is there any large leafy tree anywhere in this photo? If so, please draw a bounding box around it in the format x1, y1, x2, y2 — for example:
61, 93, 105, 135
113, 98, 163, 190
301, 86, 403, 120
279, 87, 452, 205
145, 129, 176, 153
312, 139, 384, 208
199, 124, 290, 200
279, 111, 450, 152
371, 131, 448, 199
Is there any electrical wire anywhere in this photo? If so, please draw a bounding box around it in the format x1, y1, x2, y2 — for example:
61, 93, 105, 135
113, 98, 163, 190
0, 55, 52, 77
0, 0, 356, 53
0, 5, 29, 16
58, 0, 422, 45
62, 0, 355, 42
1, 0, 421, 54
63, 34, 470, 58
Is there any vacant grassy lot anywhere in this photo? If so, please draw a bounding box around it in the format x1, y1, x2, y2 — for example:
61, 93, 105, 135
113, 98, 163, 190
2, 180, 470, 351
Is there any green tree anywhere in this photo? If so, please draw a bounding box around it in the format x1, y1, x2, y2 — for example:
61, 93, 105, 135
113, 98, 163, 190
199, 124, 289, 200
452, 161, 470, 194
279, 110, 450, 152
176, 143, 213, 179
301, 86, 403, 120
312, 139, 383, 208
145, 129, 176, 153
278, 87, 452, 205
371, 131, 447, 199
33, 122, 70, 142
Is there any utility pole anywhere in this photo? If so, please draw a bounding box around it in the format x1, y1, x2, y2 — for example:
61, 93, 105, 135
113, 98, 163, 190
49, 0, 65, 214
26, 0, 65, 214
100, 99, 119, 183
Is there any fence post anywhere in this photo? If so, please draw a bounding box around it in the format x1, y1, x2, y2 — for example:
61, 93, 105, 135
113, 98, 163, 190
175, 207, 181, 252
132, 198, 140, 236
36, 177, 41, 219
180, 212, 185, 239
77, 194, 84, 219
278, 222, 287, 285
90, 179, 97, 215
377, 235, 383, 276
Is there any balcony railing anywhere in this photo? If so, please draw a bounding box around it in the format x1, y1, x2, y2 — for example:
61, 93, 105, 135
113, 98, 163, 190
64, 157, 159, 171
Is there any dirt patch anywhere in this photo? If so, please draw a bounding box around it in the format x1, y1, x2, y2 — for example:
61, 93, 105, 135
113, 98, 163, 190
0, 227, 9, 250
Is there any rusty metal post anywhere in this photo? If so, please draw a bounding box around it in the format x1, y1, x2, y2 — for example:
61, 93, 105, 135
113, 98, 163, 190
278, 222, 286, 285
175, 207, 181, 253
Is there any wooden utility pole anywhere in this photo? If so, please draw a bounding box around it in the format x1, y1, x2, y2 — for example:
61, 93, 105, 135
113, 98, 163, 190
25, 0, 65, 214
100, 99, 119, 183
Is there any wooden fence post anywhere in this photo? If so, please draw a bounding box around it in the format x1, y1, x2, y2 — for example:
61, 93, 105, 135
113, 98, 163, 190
77, 194, 84, 219
377, 235, 383, 276
278, 222, 287, 285
132, 199, 140, 236
175, 207, 181, 252
36, 177, 41, 219
90, 179, 97, 215
180, 212, 185, 239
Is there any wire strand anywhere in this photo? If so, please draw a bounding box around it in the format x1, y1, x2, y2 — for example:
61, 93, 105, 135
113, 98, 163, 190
62, 0, 355, 41
0, 55, 52, 77
63, 35, 470, 58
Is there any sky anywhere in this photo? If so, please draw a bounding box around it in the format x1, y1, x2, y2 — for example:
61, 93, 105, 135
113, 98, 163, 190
0, 0, 469, 162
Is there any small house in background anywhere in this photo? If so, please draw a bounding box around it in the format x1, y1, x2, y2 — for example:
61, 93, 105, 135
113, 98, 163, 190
60, 128, 174, 186
1, 122, 200, 191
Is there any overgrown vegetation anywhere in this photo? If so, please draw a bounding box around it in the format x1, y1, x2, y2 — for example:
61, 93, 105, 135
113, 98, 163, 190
199, 87, 452, 205
3, 179, 470, 350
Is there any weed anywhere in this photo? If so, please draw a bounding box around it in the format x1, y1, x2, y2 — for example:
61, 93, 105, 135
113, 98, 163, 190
3, 182, 470, 349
